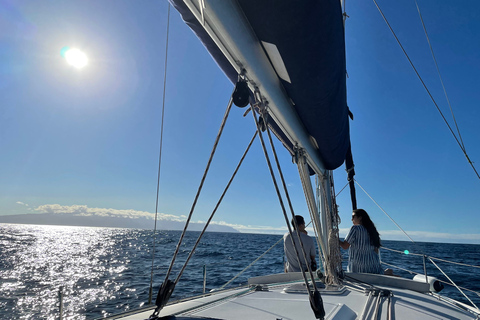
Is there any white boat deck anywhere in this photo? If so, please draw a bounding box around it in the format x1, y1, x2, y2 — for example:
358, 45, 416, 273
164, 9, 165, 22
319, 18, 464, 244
105, 273, 479, 320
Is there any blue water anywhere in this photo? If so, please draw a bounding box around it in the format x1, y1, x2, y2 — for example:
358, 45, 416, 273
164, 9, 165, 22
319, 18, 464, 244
0, 224, 479, 319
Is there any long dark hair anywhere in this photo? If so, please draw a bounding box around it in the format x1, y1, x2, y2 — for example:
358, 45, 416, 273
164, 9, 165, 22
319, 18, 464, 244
353, 209, 381, 248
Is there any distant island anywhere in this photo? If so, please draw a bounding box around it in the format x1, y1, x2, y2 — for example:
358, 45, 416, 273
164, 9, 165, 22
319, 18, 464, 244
0, 213, 239, 233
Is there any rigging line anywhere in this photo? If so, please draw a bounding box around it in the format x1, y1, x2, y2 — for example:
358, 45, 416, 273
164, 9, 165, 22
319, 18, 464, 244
377, 261, 477, 300
428, 257, 480, 310
263, 114, 320, 293
414, 0, 465, 151
385, 257, 480, 310
372, 0, 480, 180
356, 178, 477, 274
354, 179, 416, 243
381, 261, 416, 275
383, 246, 480, 269
436, 280, 480, 297
173, 131, 258, 286
379, 260, 480, 298
148, 3, 171, 305
220, 219, 317, 290
163, 93, 234, 283
429, 256, 480, 269
219, 234, 282, 290
383, 259, 480, 295
251, 107, 319, 312
335, 182, 349, 198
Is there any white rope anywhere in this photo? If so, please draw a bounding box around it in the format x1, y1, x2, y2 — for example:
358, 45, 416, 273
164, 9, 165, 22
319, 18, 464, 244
320, 171, 342, 285
296, 152, 327, 270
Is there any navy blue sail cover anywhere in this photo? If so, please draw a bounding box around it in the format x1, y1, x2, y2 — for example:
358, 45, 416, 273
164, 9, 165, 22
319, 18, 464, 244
170, 0, 350, 170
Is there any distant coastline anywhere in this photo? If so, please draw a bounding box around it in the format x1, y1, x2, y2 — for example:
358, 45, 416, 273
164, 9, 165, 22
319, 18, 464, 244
0, 213, 239, 233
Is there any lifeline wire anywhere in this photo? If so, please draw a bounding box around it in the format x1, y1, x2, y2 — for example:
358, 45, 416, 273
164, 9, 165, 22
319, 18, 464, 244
372, 0, 480, 180
149, 2, 171, 305
429, 258, 479, 310
382, 247, 480, 268
381, 261, 480, 297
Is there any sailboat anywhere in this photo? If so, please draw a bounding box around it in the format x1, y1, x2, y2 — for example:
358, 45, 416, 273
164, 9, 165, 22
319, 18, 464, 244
103, 0, 480, 319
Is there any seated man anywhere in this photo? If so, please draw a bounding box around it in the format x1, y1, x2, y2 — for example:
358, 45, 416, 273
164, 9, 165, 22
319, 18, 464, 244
283, 215, 316, 272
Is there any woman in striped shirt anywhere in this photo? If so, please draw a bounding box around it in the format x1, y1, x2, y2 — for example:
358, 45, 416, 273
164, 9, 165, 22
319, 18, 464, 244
339, 209, 384, 274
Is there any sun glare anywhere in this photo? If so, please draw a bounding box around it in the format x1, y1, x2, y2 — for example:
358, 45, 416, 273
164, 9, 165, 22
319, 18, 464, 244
61, 47, 88, 69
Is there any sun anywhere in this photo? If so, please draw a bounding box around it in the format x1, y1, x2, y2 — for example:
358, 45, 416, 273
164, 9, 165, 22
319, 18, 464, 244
61, 47, 88, 69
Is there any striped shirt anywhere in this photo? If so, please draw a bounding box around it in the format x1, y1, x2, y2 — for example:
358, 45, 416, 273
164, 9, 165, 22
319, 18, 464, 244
345, 225, 383, 274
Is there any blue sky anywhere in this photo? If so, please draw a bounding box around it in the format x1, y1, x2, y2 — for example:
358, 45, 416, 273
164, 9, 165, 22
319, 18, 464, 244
1, 0, 479, 244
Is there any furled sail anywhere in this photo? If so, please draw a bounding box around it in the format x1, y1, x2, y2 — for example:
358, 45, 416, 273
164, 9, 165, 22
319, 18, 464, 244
170, 0, 350, 171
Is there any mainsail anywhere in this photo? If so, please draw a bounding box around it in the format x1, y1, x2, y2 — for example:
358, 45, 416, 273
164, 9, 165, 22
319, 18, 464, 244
169, 0, 351, 172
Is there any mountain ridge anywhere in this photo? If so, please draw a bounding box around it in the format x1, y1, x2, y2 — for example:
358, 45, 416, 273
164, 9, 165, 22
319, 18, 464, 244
0, 213, 239, 232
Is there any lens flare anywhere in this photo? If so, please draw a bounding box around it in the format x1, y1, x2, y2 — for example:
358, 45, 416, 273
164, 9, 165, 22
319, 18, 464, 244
60, 46, 70, 58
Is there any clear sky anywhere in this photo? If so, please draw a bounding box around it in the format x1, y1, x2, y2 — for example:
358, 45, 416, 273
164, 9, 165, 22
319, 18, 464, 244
1, 0, 479, 244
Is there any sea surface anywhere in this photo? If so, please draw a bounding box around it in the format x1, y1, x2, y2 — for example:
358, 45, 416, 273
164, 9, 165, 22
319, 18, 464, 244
1, 224, 479, 319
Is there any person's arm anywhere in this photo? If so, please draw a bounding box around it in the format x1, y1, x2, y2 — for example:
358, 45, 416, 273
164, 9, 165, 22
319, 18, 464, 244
341, 226, 356, 250
339, 239, 350, 249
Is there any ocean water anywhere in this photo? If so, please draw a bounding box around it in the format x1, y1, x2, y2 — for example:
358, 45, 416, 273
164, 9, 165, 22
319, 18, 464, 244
0, 224, 479, 319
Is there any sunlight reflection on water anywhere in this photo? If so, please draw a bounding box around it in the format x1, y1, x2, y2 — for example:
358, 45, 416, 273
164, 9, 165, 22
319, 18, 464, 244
1, 224, 478, 319
1, 225, 288, 319
0, 225, 142, 319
